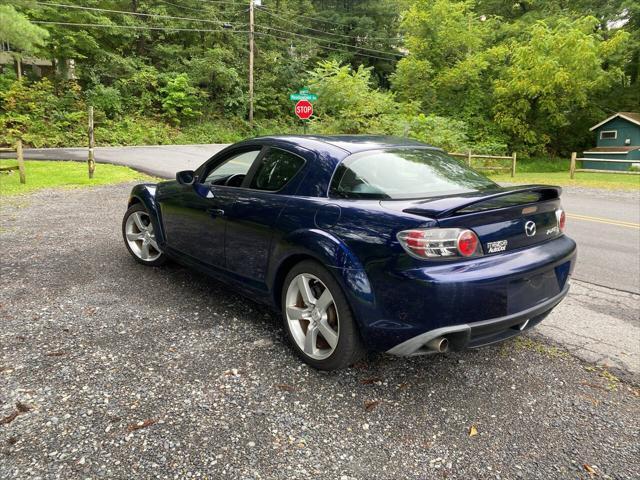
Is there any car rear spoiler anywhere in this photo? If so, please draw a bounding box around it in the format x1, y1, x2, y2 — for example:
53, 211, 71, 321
402, 185, 562, 219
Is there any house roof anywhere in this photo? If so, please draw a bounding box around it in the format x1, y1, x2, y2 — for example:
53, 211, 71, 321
583, 146, 640, 154
589, 112, 640, 131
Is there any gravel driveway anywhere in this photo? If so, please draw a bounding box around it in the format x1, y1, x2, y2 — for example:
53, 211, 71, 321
1, 184, 639, 480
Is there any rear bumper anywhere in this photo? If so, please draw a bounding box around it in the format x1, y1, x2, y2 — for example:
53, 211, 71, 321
386, 281, 569, 355
350, 236, 576, 352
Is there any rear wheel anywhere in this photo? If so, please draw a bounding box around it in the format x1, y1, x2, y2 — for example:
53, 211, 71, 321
122, 203, 166, 266
282, 260, 365, 370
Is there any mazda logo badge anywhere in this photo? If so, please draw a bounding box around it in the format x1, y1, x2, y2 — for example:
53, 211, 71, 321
524, 220, 536, 237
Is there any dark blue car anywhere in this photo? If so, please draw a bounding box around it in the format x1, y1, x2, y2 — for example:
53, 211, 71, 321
122, 135, 576, 370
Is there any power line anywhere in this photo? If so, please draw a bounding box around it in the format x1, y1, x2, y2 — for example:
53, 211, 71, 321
156, 0, 241, 16
31, 14, 400, 60
33, 2, 246, 27
257, 7, 401, 42
197, 0, 244, 4
157, 0, 246, 18
260, 4, 379, 30
254, 31, 399, 62
256, 25, 404, 58
33, 1, 401, 58
31, 20, 248, 34
29, 20, 395, 61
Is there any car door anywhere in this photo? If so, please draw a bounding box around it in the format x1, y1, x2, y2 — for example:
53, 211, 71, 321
156, 147, 264, 267
223, 147, 308, 288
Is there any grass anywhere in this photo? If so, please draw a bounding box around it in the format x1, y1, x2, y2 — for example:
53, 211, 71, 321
479, 155, 640, 190
511, 336, 569, 358
0, 160, 155, 197
584, 365, 622, 391
489, 171, 640, 190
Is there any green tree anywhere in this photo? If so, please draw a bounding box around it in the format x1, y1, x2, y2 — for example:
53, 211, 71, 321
307, 60, 404, 134
0, 4, 49, 79
492, 17, 628, 153
0, 5, 49, 53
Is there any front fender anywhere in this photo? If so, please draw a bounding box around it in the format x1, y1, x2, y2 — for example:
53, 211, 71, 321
268, 229, 378, 338
127, 184, 166, 246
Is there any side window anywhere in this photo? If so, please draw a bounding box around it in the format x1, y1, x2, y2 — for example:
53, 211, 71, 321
204, 149, 261, 185
250, 148, 305, 191
600, 130, 617, 140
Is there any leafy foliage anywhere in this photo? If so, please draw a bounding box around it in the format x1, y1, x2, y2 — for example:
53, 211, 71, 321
0, 0, 637, 156
394, 0, 635, 154
308, 60, 404, 134
160, 73, 202, 125
492, 17, 628, 153
0, 77, 85, 147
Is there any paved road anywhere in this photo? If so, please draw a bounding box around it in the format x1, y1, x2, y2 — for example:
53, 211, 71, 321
561, 191, 640, 294
6, 145, 639, 293
3, 145, 228, 178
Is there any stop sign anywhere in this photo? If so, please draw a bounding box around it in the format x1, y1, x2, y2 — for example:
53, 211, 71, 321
295, 100, 313, 120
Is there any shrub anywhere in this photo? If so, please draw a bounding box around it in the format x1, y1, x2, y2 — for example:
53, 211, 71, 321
85, 83, 123, 119
95, 116, 176, 146
307, 60, 404, 135
0, 78, 86, 147
160, 73, 202, 125
404, 114, 470, 152
116, 66, 161, 115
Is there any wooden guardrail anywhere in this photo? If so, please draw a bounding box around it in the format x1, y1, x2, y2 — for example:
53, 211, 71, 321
570, 152, 640, 178
449, 151, 517, 177
0, 140, 26, 184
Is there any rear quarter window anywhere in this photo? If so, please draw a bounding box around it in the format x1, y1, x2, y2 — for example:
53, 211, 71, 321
250, 148, 305, 191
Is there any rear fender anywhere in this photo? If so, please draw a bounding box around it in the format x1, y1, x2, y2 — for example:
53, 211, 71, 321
127, 184, 166, 246
268, 229, 376, 328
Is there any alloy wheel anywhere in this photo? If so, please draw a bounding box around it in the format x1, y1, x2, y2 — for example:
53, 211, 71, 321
285, 273, 340, 360
124, 211, 162, 262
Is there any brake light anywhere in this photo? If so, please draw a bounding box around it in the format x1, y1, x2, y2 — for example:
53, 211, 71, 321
556, 209, 566, 232
397, 228, 482, 259
457, 230, 478, 257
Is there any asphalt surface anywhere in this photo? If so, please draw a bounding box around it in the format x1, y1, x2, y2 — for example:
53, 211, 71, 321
5, 145, 640, 293
560, 189, 640, 294
4, 145, 228, 179
1, 184, 639, 479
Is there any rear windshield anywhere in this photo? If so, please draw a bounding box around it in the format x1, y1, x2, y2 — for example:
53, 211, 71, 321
330, 148, 498, 200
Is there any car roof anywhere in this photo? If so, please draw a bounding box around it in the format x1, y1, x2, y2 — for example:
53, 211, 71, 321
251, 134, 442, 154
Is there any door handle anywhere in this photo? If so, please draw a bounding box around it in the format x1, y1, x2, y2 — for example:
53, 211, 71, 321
208, 208, 225, 217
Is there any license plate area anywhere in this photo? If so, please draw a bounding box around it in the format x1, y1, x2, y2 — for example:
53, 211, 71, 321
508, 270, 559, 314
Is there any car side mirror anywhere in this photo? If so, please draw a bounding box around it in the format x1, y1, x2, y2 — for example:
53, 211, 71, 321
176, 170, 196, 186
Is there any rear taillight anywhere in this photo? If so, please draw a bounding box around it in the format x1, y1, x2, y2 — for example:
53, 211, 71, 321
397, 228, 482, 259
457, 230, 478, 256
556, 209, 566, 232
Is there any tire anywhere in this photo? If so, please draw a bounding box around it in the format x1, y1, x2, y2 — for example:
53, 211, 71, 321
122, 203, 167, 267
281, 260, 365, 370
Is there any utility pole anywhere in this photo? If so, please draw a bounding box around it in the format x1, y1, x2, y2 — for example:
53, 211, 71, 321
248, 0, 255, 125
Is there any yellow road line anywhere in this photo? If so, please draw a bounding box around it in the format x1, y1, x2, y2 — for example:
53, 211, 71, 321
567, 213, 640, 229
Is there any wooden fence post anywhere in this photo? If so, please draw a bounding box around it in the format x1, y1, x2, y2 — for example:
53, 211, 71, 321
467, 150, 472, 166
16, 139, 25, 184
88, 106, 95, 179
570, 152, 576, 179
511, 152, 517, 178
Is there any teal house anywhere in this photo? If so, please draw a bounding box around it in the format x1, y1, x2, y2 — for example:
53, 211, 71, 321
583, 112, 640, 171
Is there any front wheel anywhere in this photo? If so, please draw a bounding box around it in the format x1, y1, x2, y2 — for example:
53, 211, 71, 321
282, 260, 365, 370
122, 203, 167, 266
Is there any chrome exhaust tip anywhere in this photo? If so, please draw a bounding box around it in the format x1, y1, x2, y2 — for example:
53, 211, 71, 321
425, 336, 449, 353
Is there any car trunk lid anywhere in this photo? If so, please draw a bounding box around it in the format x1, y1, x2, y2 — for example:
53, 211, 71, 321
381, 185, 563, 253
